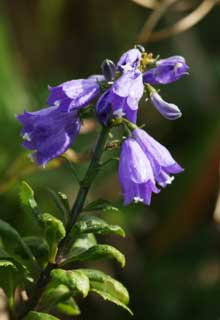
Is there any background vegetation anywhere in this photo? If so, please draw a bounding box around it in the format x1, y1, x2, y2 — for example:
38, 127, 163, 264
0, 0, 220, 319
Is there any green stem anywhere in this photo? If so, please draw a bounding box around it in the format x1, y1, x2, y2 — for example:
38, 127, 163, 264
16, 126, 110, 319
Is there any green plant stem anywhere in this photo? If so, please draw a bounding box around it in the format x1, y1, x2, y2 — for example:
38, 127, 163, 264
16, 126, 110, 320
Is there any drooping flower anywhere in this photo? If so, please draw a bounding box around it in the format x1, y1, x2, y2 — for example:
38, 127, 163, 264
150, 91, 182, 120
96, 70, 144, 125
132, 128, 183, 188
143, 56, 189, 85
47, 77, 104, 112
117, 48, 142, 73
17, 106, 81, 166
119, 138, 159, 205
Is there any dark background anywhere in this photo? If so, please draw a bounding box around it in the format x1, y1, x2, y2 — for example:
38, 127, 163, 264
0, 1, 220, 319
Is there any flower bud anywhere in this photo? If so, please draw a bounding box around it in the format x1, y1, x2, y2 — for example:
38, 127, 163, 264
101, 59, 116, 82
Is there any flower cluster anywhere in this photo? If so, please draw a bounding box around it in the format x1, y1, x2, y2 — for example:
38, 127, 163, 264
17, 47, 189, 205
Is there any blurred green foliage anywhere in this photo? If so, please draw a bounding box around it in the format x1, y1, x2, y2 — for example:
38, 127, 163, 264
0, 0, 220, 319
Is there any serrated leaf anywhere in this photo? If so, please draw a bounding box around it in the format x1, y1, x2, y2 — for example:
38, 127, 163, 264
73, 215, 125, 237
19, 181, 40, 220
48, 189, 70, 225
64, 244, 125, 268
51, 269, 90, 298
78, 269, 132, 314
57, 297, 80, 316
83, 199, 119, 213
25, 311, 60, 320
0, 219, 38, 267
40, 284, 71, 310
42, 213, 66, 263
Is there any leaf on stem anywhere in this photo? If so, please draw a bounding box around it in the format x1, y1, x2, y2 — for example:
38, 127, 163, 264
78, 268, 132, 314
24, 311, 60, 320
83, 199, 120, 213
72, 215, 125, 237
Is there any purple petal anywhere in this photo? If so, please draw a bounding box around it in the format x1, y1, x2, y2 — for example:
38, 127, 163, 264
17, 106, 81, 166
48, 78, 100, 111
117, 48, 142, 72
143, 55, 189, 85
150, 92, 182, 120
119, 138, 159, 205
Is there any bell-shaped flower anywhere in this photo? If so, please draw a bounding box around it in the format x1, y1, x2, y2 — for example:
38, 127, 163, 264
143, 55, 189, 85
119, 138, 159, 205
96, 70, 144, 125
117, 48, 142, 73
133, 128, 183, 188
47, 77, 103, 112
150, 91, 182, 120
17, 106, 81, 166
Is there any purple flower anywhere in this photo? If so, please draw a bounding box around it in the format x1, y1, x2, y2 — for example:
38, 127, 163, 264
17, 106, 81, 166
150, 91, 182, 120
117, 48, 142, 72
119, 138, 159, 205
47, 77, 103, 112
96, 70, 144, 124
143, 56, 189, 85
133, 128, 183, 188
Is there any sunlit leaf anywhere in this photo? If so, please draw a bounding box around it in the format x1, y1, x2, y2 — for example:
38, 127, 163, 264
25, 311, 60, 320
64, 244, 125, 268
51, 269, 90, 298
78, 269, 132, 314
40, 284, 71, 310
56, 297, 80, 316
83, 199, 120, 213
19, 181, 40, 221
73, 215, 125, 237
42, 213, 66, 263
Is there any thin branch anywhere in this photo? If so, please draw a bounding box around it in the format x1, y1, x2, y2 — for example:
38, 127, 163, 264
145, 0, 219, 42
137, 0, 178, 43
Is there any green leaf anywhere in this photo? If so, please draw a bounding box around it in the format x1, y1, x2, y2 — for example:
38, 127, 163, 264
83, 199, 120, 213
73, 215, 125, 237
42, 213, 66, 263
19, 181, 40, 220
78, 269, 132, 315
67, 233, 97, 258
0, 219, 38, 267
0, 259, 18, 300
40, 284, 71, 310
0, 247, 30, 278
56, 297, 80, 316
64, 244, 125, 268
51, 269, 90, 298
25, 311, 60, 320
47, 189, 70, 225
15, 237, 49, 262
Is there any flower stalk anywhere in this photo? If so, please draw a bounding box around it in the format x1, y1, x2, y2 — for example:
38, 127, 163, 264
17, 126, 110, 319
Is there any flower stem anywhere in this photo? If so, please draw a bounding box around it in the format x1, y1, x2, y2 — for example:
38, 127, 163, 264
17, 126, 110, 319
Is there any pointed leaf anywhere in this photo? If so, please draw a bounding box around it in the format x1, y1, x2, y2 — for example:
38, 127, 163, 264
47, 189, 70, 225
83, 199, 119, 213
19, 181, 40, 221
40, 284, 71, 310
56, 297, 80, 316
78, 269, 132, 314
42, 213, 66, 263
51, 269, 90, 298
73, 215, 125, 237
67, 233, 97, 258
0, 219, 38, 267
25, 312, 60, 320
64, 244, 125, 268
